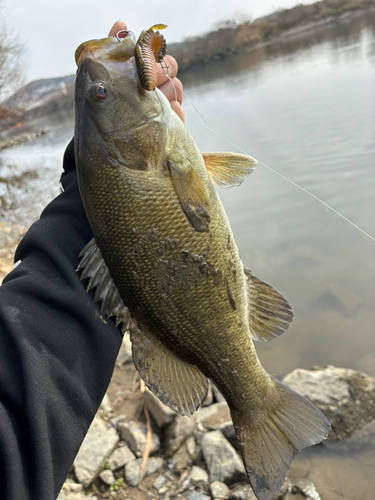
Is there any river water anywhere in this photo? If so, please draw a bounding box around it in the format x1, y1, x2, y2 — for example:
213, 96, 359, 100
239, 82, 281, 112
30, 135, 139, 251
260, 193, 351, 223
1, 12, 375, 499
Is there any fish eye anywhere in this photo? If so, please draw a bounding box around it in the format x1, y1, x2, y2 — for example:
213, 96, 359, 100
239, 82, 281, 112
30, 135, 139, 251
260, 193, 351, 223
94, 83, 107, 101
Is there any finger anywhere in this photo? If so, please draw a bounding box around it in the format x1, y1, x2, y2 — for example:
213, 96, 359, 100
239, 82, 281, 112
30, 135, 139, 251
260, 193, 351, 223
157, 77, 183, 106
156, 55, 178, 86
170, 100, 185, 123
108, 20, 128, 37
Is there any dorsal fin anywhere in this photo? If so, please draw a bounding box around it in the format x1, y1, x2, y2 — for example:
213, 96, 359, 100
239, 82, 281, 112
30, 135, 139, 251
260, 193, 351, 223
77, 237, 130, 330
244, 267, 294, 341
130, 321, 209, 416
202, 152, 258, 189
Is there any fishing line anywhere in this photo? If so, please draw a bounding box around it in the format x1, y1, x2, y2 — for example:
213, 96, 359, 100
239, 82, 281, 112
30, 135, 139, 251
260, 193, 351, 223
166, 75, 207, 124
165, 77, 374, 243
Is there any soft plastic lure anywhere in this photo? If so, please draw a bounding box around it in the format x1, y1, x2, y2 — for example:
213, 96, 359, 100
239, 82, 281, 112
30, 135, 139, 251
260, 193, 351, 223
135, 24, 167, 91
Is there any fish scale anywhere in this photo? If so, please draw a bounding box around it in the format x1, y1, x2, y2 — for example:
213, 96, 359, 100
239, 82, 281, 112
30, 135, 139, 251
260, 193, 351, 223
74, 29, 330, 500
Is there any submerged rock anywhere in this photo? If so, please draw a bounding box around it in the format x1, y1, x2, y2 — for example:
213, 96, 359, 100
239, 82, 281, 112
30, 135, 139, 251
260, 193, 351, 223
283, 366, 375, 443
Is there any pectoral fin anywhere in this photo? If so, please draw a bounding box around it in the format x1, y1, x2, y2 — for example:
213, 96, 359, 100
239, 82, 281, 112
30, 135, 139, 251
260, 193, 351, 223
77, 238, 130, 331
168, 160, 211, 232
244, 267, 294, 341
202, 152, 258, 188
130, 321, 209, 416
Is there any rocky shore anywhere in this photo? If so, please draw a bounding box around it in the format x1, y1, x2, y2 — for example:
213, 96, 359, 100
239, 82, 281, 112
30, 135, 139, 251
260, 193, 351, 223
58, 336, 375, 500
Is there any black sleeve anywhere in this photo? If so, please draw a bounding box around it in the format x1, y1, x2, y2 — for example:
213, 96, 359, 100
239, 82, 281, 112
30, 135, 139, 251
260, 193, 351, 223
0, 139, 122, 500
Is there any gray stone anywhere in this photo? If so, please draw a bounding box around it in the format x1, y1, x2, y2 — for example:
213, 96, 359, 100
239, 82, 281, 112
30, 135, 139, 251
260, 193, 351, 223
291, 479, 321, 500
73, 416, 119, 487
117, 419, 160, 456
190, 465, 209, 483
212, 383, 226, 403
109, 444, 136, 470
196, 402, 231, 429
125, 457, 165, 486
99, 469, 116, 486
116, 334, 133, 365
214, 421, 236, 447
210, 480, 229, 498
153, 475, 166, 490
186, 436, 196, 457
144, 388, 177, 427
165, 415, 196, 456
100, 393, 112, 415
283, 366, 375, 442
202, 381, 214, 406
201, 430, 246, 485
228, 485, 257, 500
185, 491, 211, 500
57, 481, 86, 500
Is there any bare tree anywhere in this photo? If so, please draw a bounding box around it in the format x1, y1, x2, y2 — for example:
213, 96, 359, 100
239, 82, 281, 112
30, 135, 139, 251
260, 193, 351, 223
0, 6, 24, 103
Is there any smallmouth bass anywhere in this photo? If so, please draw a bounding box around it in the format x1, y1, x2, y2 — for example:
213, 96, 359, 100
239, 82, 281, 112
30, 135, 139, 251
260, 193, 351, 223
74, 27, 330, 500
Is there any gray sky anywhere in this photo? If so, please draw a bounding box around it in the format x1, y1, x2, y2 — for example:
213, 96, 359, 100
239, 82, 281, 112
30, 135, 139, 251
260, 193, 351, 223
4, 0, 308, 84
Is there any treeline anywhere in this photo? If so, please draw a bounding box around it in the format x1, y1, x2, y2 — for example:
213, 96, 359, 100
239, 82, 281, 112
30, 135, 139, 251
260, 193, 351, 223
169, 0, 374, 71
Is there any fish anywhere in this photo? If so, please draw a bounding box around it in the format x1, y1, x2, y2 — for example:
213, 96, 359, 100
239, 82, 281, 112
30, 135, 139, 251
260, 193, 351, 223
73, 26, 330, 500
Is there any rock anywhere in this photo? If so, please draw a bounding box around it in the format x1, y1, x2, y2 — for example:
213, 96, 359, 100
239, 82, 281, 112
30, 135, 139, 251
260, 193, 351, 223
73, 416, 119, 487
311, 283, 362, 316
283, 366, 375, 442
201, 430, 246, 485
210, 480, 229, 498
116, 334, 133, 365
190, 465, 209, 483
212, 383, 226, 403
109, 444, 136, 470
202, 381, 214, 406
196, 402, 231, 429
100, 393, 112, 415
99, 469, 116, 486
227, 485, 257, 500
214, 421, 236, 447
165, 415, 196, 456
125, 457, 165, 486
57, 481, 87, 500
117, 419, 160, 456
153, 475, 166, 490
291, 479, 321, 500
144, 388, 177, 426
185, 491, 211, 500
186, 436, 196, 457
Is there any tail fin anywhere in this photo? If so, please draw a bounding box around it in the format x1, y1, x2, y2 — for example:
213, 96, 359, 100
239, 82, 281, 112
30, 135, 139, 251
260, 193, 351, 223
232, 377, 330, 500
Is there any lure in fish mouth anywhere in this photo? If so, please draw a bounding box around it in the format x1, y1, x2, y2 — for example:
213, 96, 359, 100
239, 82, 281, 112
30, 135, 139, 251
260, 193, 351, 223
74, 26, 330, 500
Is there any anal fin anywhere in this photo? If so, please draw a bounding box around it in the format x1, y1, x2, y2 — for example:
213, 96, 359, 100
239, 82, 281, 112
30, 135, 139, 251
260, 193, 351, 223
130, 321, 209, 416
77, 237, 130, 331
244, 267, 294, 341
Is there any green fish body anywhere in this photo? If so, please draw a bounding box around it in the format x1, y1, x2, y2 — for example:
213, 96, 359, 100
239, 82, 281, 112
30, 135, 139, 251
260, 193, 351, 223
74, 29, 330, 500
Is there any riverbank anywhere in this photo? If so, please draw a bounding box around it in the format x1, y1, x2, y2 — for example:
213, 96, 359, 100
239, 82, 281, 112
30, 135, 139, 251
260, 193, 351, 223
169, 2, 375, 72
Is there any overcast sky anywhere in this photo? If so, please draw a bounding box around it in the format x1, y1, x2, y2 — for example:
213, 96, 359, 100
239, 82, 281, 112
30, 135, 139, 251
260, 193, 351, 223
4, 0, 309, 84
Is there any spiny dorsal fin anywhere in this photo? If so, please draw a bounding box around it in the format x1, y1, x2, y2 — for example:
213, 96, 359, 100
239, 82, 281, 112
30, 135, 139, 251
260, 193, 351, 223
77, 237, 130, 330
244, 267, 294, 341
168, 159, 211, 232
130, 320, 209, 416
202, 152, 258, 189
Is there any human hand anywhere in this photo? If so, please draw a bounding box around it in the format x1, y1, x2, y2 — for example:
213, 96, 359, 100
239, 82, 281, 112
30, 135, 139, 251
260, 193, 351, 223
108, 21, 184, 122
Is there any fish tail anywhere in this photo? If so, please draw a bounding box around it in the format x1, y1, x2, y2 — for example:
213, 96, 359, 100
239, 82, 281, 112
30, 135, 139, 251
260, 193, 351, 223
232, 377, 330, 500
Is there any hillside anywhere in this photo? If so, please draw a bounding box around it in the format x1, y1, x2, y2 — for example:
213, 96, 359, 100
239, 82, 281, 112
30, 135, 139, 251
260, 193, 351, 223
169, 0, 375, 71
